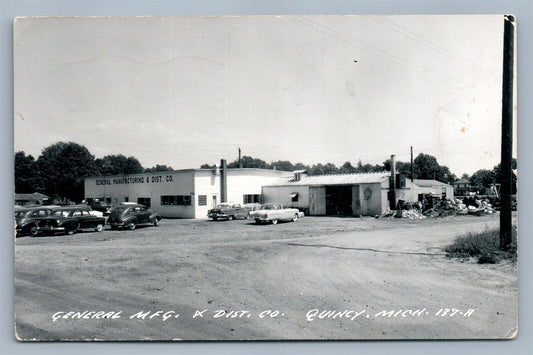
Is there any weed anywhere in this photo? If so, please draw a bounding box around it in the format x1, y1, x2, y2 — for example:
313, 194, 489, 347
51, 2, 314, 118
445, 227, 517, 264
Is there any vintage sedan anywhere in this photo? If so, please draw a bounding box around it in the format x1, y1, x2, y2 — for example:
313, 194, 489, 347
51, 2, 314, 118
15, 205, 60, 237
249, 203, 303, 224
36, 206, 106, 236
107, 204, 161, 230
207, 203, 250, 221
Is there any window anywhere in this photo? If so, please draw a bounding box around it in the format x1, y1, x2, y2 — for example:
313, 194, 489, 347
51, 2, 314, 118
243, 194, 261, 204
289, 192, 299, 202
137, 197, 151, 208
198, 195, 207, 206
161, 195, 192, 206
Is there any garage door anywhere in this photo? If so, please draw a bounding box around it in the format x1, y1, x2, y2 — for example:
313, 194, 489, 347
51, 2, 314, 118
309, 186, 326, 215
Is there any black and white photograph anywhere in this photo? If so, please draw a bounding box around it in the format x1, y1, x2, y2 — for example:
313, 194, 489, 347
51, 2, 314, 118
13, 15, 518, 341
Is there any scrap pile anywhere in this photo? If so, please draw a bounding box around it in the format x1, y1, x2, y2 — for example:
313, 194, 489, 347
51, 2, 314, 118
383, 196, 497, 219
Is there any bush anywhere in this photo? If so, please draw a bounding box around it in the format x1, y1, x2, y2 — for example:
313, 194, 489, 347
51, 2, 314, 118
445, 227, 517, 264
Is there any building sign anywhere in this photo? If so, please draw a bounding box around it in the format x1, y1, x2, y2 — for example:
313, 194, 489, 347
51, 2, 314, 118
95, 175, 174, 186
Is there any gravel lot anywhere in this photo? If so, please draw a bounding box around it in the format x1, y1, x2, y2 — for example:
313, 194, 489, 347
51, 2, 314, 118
14, 214, 518, 340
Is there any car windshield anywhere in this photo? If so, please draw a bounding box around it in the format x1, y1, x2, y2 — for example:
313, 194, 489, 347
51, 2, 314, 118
260, 204, 278, 210
51, 210, 70, 217
216, 204, 231, 208
15, 211, 29, 218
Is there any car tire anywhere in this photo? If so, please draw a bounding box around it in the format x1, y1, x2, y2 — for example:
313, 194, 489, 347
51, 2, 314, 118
227, 215, 234, 221
67, 223, 79, 235
128, 221, 136, 230
292, 214, 298, 222
30, 225, 39, 237
95, 224, 104, 232
272, 219, 278, 225
153, 219, 159, 226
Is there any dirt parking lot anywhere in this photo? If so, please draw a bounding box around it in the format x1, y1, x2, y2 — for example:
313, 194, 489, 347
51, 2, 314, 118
14, 214, 517, 340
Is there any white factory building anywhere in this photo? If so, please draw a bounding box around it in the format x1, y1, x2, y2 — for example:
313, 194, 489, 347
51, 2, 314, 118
85, 160, 454, 219
84, 165, 293, 219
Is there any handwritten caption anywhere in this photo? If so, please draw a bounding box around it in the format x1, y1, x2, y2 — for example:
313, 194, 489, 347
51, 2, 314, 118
51, 308, 475, 322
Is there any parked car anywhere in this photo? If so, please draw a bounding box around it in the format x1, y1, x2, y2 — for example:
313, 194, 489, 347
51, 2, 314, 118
207, 203, 251, 221
15, 205, 60, 237
36, 206, 106, 236
107, 204, 161, 230
249, 203, 304, 224
90, 200, 113, 214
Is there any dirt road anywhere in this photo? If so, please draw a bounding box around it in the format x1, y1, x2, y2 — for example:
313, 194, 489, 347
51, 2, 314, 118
14, 214, 517, 340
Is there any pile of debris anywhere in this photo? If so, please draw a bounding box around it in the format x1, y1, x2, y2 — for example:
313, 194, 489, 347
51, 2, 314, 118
383, 196, 497, 219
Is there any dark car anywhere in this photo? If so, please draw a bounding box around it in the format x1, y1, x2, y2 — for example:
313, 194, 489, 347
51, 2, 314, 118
90, 200, 113, 214
36, 206, 106, 236
15, 206, 60, 237
107, 204, 161, 230
207, 203, 250, 221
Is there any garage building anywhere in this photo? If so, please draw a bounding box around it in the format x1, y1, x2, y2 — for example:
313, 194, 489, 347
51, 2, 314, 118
262, 172, 454, 217
84, 164, 292, 219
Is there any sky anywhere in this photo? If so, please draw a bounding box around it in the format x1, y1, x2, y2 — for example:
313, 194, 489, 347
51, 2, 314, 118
13, 15, 513, 176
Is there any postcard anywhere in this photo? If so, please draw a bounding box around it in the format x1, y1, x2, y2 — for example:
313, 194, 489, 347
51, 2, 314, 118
13, 15, 517, 340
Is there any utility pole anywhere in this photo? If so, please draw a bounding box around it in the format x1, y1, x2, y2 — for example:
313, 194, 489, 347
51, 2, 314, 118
238, 148, 243, 168
500, 15, 515, 251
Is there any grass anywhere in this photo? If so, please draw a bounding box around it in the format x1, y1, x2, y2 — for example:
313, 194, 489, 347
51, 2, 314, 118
445, 227, 517, 264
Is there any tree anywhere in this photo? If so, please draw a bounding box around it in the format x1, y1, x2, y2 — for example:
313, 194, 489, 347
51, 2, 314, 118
14, 151, 41, 193
145, 164, 173, 173
470, 169, 496, 194
227, 156, 269, 169
382, 159, 413, 177
36, 142, 98, 202
339, 161, 356, 174
492, 158, 517, 194
95, 154, 144, 175
307, 163, 339, 175
269, 160, 295, 171
412, 153, 455, 183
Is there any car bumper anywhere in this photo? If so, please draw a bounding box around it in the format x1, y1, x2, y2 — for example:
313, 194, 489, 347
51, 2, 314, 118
208, 213, 228, 219
108, 221, 125, 227
38, 226, 65, 232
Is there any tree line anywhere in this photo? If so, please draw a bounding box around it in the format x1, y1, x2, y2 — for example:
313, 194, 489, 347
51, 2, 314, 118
15, 141, 516, 204
201, 153, 457, 182
202, 154, 516, 195
15, 141, 173, 203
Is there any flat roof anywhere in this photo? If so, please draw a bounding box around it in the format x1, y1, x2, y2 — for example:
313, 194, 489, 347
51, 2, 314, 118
264, 172, 391, 187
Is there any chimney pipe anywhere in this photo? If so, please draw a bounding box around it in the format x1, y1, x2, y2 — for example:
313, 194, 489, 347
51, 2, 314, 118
220, 159, 227, 203
238, 148, 243, 169
390, 155, 397, 209
410, 146, 414, 182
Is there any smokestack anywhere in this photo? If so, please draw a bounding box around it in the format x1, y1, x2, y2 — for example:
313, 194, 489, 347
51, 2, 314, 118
220, 159, 227, 203
390, 154, 396, 209
410, 146, 414, 182
238, 148, 243, 168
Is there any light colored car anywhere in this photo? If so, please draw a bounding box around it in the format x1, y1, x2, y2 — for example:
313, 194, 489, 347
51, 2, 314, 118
249, 203, 303, 225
